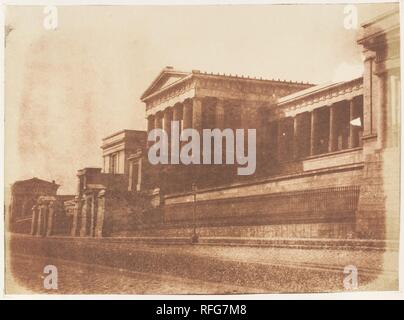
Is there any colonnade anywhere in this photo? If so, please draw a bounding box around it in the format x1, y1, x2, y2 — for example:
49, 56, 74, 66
275, 95, 364, 162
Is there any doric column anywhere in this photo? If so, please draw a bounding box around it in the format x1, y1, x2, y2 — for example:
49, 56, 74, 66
89, 194, 97, 237
349, 99, 355, 148
362, 51, 376, 137
46, 201, 55, 236
147, 115, 155, 147
277, 118, 283, 162
293, 116, 299, 160
310, 110, 317, 156
80, 194, 90, 237
183, 100, 193, 129
37, 205, 47, 237
172, 104, 184, 126
163, 108, 173, 135
163, 108, 173, 158
95, 190, 106, 237
30, 205, 39, 235
329, 104, 337, 152
136, 158, 142, 191
70, 196, 81, 236
147, 115, 155, 132
192, 98, 203, 133
215, 99, 225, 130
377, 73, 387, 148
154, 112, 163, 129
172, 104, 184, 158
213, 99, 226, 162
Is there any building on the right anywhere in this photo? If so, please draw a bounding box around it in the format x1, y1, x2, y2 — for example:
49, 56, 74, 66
355, 9, 400, 240
132, 9, 400, 241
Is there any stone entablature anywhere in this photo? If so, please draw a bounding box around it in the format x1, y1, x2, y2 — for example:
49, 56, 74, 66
358, 9, 400, 73
142, 67, 314, 117
276, 77, 363, 117
263, 77, 365, 164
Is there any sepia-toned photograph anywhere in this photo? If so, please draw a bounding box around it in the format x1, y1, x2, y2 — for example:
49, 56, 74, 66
3, 1, 401, 295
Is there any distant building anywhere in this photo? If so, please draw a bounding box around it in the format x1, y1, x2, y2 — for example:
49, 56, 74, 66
9, 178, 59, 233
101, 130, 146, 176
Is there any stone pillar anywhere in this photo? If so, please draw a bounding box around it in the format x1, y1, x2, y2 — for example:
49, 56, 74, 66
80, 194, 89, 237
46, 201, 55, 236
77, 173, 83, 195
95, 190, 106, 237
329, 104, 337, 152
310, 110, 317, 156
172, 104, 183, 126
163, 108, 173, 158
215, 99, 225, 130
21, 199, 27, 218
172, 104, 184, 160
154, 112, 163, 129
30, 205, 39, 235
147, 115, 155, 132
213, 99, 226, 162
137, 159, 142, 191
147, 115, 155, 147
37, 205, 47, 237
183, 100, 193, 129
89, 194, 97, 237
192, 98, 203, 133
292, 116, 298, 160
70, 196, 81, 236
349, 99, 355, 148
163, 108, 173, 133
363, 52, 376, 137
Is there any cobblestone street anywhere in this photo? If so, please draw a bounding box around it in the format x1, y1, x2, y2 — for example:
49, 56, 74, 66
7, 254, 259, 294
6, 235, 399, 294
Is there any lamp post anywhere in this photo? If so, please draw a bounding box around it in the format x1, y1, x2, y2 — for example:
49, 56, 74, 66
191, 182, 198, 244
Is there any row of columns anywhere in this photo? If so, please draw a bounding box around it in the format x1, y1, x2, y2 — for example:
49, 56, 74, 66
31, 199, 57, 236
311, 97, 363, 155
276, 96, 363, 162
71, 189, 106, 237
146, 95, 363, 165
147, 98, 228, 141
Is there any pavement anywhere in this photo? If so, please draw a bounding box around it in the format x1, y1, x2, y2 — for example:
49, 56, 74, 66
5, 234, 399, 294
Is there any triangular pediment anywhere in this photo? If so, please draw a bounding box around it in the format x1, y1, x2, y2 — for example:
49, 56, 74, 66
141, 68, 190, 101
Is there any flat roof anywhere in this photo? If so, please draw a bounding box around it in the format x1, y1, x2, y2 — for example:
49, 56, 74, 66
277, 77, 363, 106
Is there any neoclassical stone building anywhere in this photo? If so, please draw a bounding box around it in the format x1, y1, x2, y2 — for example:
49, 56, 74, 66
8, 177, 76, 235
58, 9, 399, 241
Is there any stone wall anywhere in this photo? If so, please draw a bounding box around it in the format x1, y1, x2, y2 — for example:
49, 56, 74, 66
153, 161, 363, 238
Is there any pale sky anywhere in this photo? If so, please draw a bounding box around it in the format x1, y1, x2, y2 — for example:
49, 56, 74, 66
5, 3, 399, 193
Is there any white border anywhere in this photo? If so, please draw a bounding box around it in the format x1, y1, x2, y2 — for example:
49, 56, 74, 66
0, 0, 403, 300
